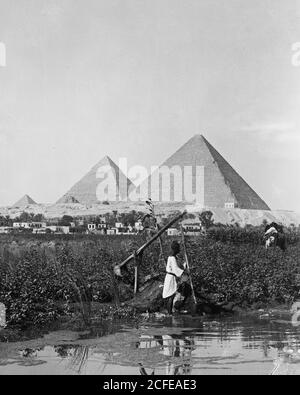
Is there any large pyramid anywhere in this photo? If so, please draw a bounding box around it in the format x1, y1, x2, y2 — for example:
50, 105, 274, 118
57, 156, 133, 204
133, 134, 270, 210
13, 194, 37, 208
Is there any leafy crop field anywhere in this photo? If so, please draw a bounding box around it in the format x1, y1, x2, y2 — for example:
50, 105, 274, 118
0, 227, 299, 328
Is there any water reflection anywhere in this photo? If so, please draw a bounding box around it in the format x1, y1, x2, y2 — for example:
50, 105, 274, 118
1, 315, 300, 375
137, 334, 195, 375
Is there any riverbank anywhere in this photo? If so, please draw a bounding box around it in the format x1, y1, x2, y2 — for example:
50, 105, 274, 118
0, 303, 139, 342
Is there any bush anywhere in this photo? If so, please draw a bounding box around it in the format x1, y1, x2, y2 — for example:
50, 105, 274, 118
0, 234, 162, 327
186, 238, 300, 305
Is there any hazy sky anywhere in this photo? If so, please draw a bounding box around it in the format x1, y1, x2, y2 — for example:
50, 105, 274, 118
0, 0, 300, 210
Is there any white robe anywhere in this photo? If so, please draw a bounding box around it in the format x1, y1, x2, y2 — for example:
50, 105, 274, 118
162, 256, 184, 299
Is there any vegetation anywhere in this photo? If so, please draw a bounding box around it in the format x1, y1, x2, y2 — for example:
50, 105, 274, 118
0, 222, 299, 329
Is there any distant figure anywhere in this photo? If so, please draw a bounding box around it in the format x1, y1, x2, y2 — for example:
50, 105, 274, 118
264, 222, 287, 251
162, 241, 187, 315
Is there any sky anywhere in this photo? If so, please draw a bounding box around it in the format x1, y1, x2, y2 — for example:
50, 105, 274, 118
0, 0, 300, 211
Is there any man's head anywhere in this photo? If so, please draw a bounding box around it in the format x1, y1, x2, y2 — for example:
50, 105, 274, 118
171, 240, 180, 256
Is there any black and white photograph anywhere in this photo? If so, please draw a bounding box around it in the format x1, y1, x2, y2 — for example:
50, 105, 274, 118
0, 0, 300, 378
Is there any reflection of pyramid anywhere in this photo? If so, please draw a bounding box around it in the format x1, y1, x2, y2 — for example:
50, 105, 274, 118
13, 194, 37, 208
57, 156, 133, 204
135, 134, 270, 210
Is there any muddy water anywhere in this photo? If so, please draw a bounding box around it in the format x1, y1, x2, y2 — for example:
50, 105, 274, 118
1, 313, 300, 375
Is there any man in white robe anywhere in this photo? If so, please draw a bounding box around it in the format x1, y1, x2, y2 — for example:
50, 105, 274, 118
162, 241, 187, 314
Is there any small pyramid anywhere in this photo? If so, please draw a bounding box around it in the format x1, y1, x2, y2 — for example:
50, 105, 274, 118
135, 134, 270, 210
13, 194, 37, 208
57, 156, 133, 204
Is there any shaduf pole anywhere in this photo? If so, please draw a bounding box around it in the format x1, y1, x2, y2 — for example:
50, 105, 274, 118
114, 210, 187, 296
133, 251, 143, 295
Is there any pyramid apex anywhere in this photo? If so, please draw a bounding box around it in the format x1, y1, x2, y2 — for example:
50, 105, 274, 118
179, 134, 207, 149
188, 133, 206, 142
95, 155, 114, 166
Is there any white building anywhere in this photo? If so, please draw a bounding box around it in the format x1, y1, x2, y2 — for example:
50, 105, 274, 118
88, 224, 96, 231
46, 226, 70, 234
167, 228, 180, 236
13, 222, 31, 229
98, 222, 107, 229
0, 227, 11, 234
32, 228, 47, 234
134, 222, 144, 232
13, 222, 46, 230
182, 219, 202, 236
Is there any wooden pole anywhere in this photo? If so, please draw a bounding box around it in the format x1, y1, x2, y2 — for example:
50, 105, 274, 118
134, 251, 143, 295
134, 265, 139, 295
180, 225, 197, 305
110, 266, 120, 306
133, 251, 138, 295
156, 223, 166, 269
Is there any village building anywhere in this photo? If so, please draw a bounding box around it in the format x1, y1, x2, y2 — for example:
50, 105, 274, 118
107, 229, 117, 235
182, 219, 202, 236
87, 217, 108, 233
13, 222, 47, 230
0, 227, 11, 234
46, 226, 70, 234
167, 228, 180, 236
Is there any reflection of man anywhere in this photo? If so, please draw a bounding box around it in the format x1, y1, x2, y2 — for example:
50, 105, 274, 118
271, 347, 300, 375
162, 335, 193, 375
139, 363, 155, 375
